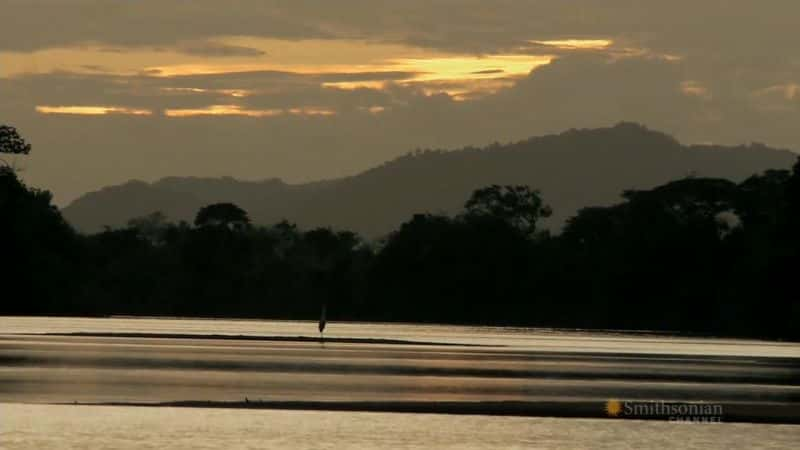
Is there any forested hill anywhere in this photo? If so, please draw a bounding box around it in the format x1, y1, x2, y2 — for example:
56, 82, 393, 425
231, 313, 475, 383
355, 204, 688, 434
63, 123, 797, 236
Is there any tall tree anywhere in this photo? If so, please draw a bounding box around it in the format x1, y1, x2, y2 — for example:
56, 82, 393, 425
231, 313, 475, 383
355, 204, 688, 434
787, 157, 800, 228
127, 211, 169, 245
0, 125, 32, 167
463, 185, 552, 236
194, 203, 250, 230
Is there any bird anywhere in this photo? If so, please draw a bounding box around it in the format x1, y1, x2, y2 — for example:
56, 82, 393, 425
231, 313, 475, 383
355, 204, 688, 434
318, 303, 327, 341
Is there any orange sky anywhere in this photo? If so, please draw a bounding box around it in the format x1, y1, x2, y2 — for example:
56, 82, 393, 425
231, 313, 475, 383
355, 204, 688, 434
4, 38, 575, 114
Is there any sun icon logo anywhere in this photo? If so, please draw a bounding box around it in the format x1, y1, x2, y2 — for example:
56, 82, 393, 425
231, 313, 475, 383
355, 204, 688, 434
605, 399, 623, 417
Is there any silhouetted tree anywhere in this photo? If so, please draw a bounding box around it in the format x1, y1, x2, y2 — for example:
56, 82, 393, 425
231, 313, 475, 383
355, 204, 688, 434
737, 169, 791, 230
127, 211, 169, 245
194, 202, 250, 230
766, 157, 800, 336
370, 210, 537, 324
463, 185, 552, 237
787, 157, 800, 229
0, 125, 32, 166
295, 228, 367, 317
0, 165, 83, 314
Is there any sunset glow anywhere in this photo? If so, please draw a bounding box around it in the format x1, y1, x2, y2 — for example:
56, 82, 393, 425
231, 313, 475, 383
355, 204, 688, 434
163, 105, 337, 118
35, 106, 153, 116
164, 105, 283, 118
392, 55, 552, 82
8, 37, 557, 117
322, 80, 388, 91
288, 107, 336, 116
161, 87, 252, 98
680, 81, 712, 99
532, 39, 613, 49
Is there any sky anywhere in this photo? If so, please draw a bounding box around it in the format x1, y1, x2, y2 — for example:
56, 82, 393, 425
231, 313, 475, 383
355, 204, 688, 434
2, 1, 798, 204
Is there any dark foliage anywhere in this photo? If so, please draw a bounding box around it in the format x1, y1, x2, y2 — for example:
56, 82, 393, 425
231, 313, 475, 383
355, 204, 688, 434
462, 185, 551, 237
0, 167, 83, 314
194, 202, 251, 229
0, 125, 32, 158
2, 126, 798, 339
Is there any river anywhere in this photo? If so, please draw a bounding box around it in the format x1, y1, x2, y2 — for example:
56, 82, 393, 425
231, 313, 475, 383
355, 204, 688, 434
1, 316, 798, 449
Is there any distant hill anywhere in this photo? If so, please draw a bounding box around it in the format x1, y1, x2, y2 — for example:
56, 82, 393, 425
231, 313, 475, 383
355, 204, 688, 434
63, 123, 798, 237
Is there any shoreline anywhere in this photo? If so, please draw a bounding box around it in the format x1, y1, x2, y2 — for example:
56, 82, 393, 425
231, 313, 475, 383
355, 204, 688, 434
12, 332, 800, 365
49, 399, 800, 425
3, 315, 797, 343
14, 332, 494, 347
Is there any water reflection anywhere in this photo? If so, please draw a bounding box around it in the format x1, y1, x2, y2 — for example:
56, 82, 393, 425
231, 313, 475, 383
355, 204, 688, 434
3, 404, 800, 450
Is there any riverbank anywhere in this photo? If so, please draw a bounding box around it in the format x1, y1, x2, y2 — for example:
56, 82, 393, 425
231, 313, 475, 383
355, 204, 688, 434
55, 399, 800, 425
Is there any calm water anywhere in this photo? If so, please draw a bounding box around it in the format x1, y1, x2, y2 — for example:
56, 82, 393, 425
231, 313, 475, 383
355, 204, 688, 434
1, 316, 799, 449
4, 404, 800, 450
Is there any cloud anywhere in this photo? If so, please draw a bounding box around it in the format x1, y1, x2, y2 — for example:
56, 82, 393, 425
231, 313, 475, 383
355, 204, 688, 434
0, 1, 330, 51
530, 39, 613, 50
1, 1, 799, 207
173, 42, 267, 58
680, 81, 712, 101
2, 1, 798, 70
163, 105, 335, 118
36, 105, 153, 116
2, 37, 552, 101
753, 83, 800, 102
164, 105, 282, 118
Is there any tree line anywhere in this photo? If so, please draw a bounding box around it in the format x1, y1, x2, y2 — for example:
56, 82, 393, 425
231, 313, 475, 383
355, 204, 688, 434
2, 125, 798, 339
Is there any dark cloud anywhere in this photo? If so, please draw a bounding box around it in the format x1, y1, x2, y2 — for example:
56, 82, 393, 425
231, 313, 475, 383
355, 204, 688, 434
0, 1, 330, 51
3, 1, 796, 59
173, 42, 267, 58
0, 69, 410, 112
470, 69, 504, 75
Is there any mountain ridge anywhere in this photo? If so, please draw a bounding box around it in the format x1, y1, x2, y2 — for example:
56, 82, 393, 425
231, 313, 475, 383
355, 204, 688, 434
62, 123, 798, 237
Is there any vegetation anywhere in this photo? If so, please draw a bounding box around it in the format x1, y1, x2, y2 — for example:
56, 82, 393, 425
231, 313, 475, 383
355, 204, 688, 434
0, 125, 32, 157
194, 202, 251, 229
1, 125, 798, 339
0, 125, 32, 169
